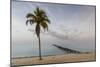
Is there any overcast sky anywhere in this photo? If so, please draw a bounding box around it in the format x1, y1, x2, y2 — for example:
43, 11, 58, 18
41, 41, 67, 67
12, 1, 95, 56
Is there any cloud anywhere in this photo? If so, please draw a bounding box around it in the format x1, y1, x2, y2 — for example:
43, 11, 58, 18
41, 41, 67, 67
46, 28, 82, 40
48, 30, 69, 39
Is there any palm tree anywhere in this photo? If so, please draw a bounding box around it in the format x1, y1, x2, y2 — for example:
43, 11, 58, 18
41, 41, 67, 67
26, 7, 50, 60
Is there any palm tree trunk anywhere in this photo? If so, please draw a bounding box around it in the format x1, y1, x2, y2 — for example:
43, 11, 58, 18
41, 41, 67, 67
38, 35, 42, 60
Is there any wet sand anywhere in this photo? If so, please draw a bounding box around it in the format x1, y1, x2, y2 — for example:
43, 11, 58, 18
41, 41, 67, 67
11, 52, 96, 66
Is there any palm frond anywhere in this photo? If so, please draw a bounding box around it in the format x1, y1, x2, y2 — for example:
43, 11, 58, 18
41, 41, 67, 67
36, 7, 40, 13
43, 18, 50, 24
26, 7, 50, 32
26, 19, 35, 25
40, 16, 50, 24
35, 7, 40, 16
35, 7, 46, 16
26, 13, 35, 19
40, 22, 48, 31
39, 9, 45, 15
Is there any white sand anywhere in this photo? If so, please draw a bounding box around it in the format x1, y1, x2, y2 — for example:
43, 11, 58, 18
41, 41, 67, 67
11, 52, 96, 66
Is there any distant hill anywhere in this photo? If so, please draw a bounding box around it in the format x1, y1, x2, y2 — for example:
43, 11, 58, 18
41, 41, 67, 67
53, 44, 81, 54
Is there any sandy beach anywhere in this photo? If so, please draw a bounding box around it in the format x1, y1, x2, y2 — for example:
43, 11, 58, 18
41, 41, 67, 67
11, 52, 96, 66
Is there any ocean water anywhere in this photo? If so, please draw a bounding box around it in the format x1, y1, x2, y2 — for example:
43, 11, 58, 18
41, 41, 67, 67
12, 36, 95, 58
12, 29, 95, 58
12, 43, 68, 58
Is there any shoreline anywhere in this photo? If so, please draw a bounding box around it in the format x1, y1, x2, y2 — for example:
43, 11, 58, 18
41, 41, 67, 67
12, 53, 82, 59
11, 52, 96, 66
12, 52, 92, 59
